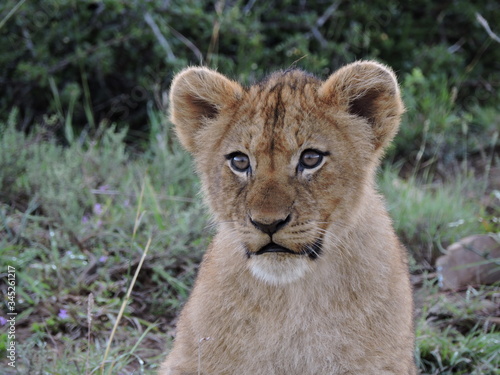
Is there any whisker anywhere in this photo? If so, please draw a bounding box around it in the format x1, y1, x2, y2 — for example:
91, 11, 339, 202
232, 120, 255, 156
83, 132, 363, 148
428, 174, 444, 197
313, 224, 353, 260
315, 221, 350, 230
217, 225, 245, 254
303, 240, 322, 259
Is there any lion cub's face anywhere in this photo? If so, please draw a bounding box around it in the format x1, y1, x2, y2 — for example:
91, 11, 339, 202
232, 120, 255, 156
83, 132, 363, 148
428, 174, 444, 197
169, 62, 403, 285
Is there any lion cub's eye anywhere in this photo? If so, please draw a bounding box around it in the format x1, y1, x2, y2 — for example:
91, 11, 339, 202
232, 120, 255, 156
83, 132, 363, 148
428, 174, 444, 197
299, 149, 325, 169
226, 152, 251, 173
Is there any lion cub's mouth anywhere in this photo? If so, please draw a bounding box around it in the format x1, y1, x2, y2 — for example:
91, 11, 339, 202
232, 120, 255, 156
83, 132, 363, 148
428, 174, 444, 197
252, 240, 322, 259
255, 243, 297, 256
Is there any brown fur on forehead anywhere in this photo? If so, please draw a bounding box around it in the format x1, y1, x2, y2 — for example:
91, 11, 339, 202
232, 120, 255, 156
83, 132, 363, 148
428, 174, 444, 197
238, 70, 324, 154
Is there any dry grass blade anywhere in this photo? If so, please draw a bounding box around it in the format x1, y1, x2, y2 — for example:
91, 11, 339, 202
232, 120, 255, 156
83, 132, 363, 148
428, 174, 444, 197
206, 0, 225, 65
100, 236, 152, 374
0, 0, 26, 30
86, 293, 94, 375
476, 13, 500, 44
133, 177, 147, 239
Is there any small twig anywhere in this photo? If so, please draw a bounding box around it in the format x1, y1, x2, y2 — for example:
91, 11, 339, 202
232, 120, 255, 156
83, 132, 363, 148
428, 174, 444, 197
288, 54, 309, 69
144, 12, 176, 61
316, 1, 342, 28
447, 38, 465, 54
309, 1, 341, 47
311, 27, 328, 48
168, 26, 203, 63
476, 13, 500, 44
0, 0, 26, 30
243, 0, 257, 14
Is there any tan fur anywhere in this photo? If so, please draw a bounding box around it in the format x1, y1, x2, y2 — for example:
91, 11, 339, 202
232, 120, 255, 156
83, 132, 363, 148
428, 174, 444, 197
161, 61, 416, 375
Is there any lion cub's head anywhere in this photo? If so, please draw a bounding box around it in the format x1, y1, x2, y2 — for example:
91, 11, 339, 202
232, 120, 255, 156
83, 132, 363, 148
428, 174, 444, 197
169, 61, 404, 285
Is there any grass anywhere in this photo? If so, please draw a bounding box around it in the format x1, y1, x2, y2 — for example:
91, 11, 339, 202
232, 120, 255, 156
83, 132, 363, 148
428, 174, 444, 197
0, 110, 208, 373
0, 105, 499, 374
379, 167, 488, 266
414, 281, 500, 374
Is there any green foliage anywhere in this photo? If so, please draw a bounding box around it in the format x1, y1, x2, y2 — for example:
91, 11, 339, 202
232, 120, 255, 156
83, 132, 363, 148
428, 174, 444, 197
1, 0, 499, 145
391, 66, 499, 166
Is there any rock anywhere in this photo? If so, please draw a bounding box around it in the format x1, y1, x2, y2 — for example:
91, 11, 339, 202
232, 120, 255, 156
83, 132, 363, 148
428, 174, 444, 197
436, 234, 500, 290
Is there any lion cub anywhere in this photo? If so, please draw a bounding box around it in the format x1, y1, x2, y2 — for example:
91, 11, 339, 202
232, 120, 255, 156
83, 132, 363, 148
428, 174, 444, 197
160, 61, 416, 374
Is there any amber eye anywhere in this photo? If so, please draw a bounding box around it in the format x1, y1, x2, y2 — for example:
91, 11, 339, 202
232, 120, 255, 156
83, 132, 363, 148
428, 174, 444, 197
299, 149, 325, 169
227, 152, 250, 172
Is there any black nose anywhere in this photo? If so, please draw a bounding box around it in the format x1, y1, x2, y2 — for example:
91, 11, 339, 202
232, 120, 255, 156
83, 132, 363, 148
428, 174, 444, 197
250, 215, 291, 235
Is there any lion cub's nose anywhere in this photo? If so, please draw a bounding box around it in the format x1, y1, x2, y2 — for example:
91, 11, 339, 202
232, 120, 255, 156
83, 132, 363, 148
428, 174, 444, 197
250, 215, 291, 236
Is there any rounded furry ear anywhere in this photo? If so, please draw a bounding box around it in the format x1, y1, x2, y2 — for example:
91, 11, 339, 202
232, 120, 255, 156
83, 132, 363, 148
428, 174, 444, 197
318, 61, 404, 152
169, 67, 243, 153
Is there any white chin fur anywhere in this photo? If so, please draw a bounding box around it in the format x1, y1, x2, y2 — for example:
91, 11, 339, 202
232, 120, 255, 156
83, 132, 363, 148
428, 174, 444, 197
248, 255, 310, 285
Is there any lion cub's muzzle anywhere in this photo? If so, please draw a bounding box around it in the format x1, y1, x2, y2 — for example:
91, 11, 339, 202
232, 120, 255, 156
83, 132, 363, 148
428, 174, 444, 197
247, 214, 322, 260
243, 211, 324, 283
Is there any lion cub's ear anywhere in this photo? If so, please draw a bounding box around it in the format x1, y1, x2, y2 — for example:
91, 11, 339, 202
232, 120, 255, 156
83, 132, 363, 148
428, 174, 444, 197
318, 61, 404, 152
169, 67, 243, 153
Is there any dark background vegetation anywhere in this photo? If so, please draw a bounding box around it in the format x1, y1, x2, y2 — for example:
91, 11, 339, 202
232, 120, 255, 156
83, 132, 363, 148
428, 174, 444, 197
2, 0, 499, 157
1, 0, 499, 374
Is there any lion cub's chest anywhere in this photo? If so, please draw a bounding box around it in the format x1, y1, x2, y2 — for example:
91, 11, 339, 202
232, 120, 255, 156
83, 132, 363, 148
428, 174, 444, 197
194, 269, 368, 375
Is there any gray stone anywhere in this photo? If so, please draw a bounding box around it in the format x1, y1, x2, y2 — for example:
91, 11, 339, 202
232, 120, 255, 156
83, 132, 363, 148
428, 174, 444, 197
436, 234, 500, 290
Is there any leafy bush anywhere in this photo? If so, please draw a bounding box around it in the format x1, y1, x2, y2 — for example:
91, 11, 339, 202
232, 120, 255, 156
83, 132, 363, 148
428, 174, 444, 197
1, 0, 499, 145
390, 65, 500, 167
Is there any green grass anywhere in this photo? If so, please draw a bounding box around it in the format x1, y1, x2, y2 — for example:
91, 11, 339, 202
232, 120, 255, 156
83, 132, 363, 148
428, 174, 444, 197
0, 109, 499, 374
415, 281, 500, 375
379, 167, 488, 266
0, 111, 208, 373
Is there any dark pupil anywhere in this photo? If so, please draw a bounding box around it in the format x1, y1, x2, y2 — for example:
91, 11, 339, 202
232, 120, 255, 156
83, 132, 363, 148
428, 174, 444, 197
301, 151, 321, 167
232, 155, 249, 171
